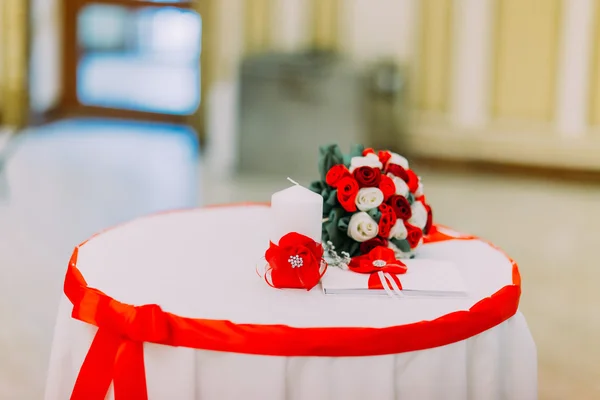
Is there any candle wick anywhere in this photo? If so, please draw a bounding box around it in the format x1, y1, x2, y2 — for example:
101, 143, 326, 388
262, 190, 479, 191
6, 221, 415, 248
287, 177, 301, 186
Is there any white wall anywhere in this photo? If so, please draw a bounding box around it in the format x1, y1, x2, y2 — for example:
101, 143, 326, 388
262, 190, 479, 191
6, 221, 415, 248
339, 0, 418, 64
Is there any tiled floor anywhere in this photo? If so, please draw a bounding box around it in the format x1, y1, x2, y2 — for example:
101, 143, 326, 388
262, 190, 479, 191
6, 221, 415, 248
1, 120, 599, 398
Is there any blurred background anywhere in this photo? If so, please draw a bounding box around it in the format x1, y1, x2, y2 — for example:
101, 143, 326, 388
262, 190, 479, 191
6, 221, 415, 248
1, 0, 600, 398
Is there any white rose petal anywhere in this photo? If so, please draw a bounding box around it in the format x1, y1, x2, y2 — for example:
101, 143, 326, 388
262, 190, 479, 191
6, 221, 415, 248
415, 179, 424, 197
388, 173, 409, 197
389, 219, 408, 240
387, 152, 409, 169
408, 200, 428, 230
347, 212, 379, 242
349, 153, 383, 173
355, 187, 384, 211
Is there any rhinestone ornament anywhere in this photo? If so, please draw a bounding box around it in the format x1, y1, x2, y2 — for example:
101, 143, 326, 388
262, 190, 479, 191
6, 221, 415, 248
372, 259, 386, 268
288, 255, 303, 268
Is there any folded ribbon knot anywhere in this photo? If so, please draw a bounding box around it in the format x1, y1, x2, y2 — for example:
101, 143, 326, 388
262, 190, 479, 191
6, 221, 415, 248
95, 302, 172, 344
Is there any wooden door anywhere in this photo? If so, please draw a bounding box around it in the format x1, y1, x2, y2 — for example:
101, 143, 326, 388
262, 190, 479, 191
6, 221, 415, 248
61, 0, 200, 124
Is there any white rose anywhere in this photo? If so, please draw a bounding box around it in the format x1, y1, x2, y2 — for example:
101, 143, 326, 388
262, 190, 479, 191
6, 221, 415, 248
387, 152, 409, 169
347, 212, 379, 242
355, 187, 384, 211
389, 219, 408, 240
388, 173, 409, 197
349, 153, 383, 173
408, 201, 428, 230
415, 179, 424, 197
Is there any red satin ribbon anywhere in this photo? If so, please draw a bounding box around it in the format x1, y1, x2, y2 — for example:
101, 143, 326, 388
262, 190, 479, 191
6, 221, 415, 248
368, 272, 403, 290
64, 221, 521, 400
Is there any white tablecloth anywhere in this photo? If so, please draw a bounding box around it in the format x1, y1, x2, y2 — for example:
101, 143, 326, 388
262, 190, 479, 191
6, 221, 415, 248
45, 205, 537, 400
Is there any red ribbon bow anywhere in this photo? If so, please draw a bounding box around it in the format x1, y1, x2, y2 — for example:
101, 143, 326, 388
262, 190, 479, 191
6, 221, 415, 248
264, 232, 326, 290
66, 248, 173, 400
348, 247, 407, 290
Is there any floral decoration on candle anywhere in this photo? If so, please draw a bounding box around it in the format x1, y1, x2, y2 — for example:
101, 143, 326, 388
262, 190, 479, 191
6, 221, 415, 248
309, 144, 433, 260
264, 232, 326, 290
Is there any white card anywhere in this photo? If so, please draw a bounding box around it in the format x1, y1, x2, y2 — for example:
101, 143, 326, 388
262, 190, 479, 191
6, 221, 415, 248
321, 259, 468, 297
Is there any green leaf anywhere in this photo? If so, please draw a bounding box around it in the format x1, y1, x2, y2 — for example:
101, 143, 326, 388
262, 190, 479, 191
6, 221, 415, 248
407, 193, 415, 205
349, 143, 365, 158
367, 208, 382, 222
337, 216, 350, 233
309, 180, 326, 194
391, 238, 412, 253
323, 208, 360, 256
309, 180, 338, 217
318, 144, 344, 181
343, 144, 366, 165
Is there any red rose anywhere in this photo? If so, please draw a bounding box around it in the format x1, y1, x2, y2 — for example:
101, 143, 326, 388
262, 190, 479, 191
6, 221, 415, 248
423, 202, 433, 235
378, 151, 392, 165
362, 148, 375, 156
265, 232, 324, 290
388, 195, 412, 220
406, 169, 419, 193
378, 203, 397, 238
405, 222, 423, 249
386, 164, 409, 182
326, 164, 351, 188
378, 175, 395, 200
360, 237, 388, 255
353, 166, 382, 188
336, 176, 359, 212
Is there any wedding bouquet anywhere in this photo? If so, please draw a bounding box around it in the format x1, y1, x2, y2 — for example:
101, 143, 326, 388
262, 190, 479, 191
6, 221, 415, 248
310, 144, 432, 259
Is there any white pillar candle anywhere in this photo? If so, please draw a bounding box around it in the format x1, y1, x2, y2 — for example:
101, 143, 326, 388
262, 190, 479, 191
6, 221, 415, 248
270, 185, 323, 244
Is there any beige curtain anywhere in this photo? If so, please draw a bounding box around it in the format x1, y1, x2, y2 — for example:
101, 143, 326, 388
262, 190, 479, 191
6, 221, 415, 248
0, 0, 29, 127
492, 0, 562, 121
590, 2, 600, 126
244, 0, 273, 54
416, 0, 453, 112
311, 0, 339, 50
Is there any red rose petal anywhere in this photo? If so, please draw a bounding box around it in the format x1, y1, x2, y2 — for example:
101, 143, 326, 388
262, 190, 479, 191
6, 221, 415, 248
406, 169, 419, 193
378, 151, 392, 165
386, 164, 409, 182
388, 195, 412, 220
326, 164, 351, 188
378, 175, 396, 200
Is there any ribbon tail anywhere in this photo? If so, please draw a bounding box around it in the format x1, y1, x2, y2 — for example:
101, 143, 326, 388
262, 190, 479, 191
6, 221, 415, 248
71, 329, 121, 400
377, 271, 399, 300
384, 272, 404, 298
113, 340, 148, 400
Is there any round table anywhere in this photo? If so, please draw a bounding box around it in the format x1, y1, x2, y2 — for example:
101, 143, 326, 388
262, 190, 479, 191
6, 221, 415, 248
44, 204, 537, 400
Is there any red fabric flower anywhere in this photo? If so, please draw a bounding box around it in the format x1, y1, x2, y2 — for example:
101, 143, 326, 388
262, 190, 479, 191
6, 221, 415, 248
378, 203, 396, 238
378, 151, 392, 165
336, 176, 359, 212
423, 202, 433, 235
388, 195, 412, 220
353, 166, 382, 188
386, 164, 409, 182
405, 223, 423, 249
349, 246, 407, 275
406, 169, 419, 193
360, 237, 388, 255
378, 175, 395, 200
265, 232, 325, 290
362, 148, 375, 156
326, 164, 351, 188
